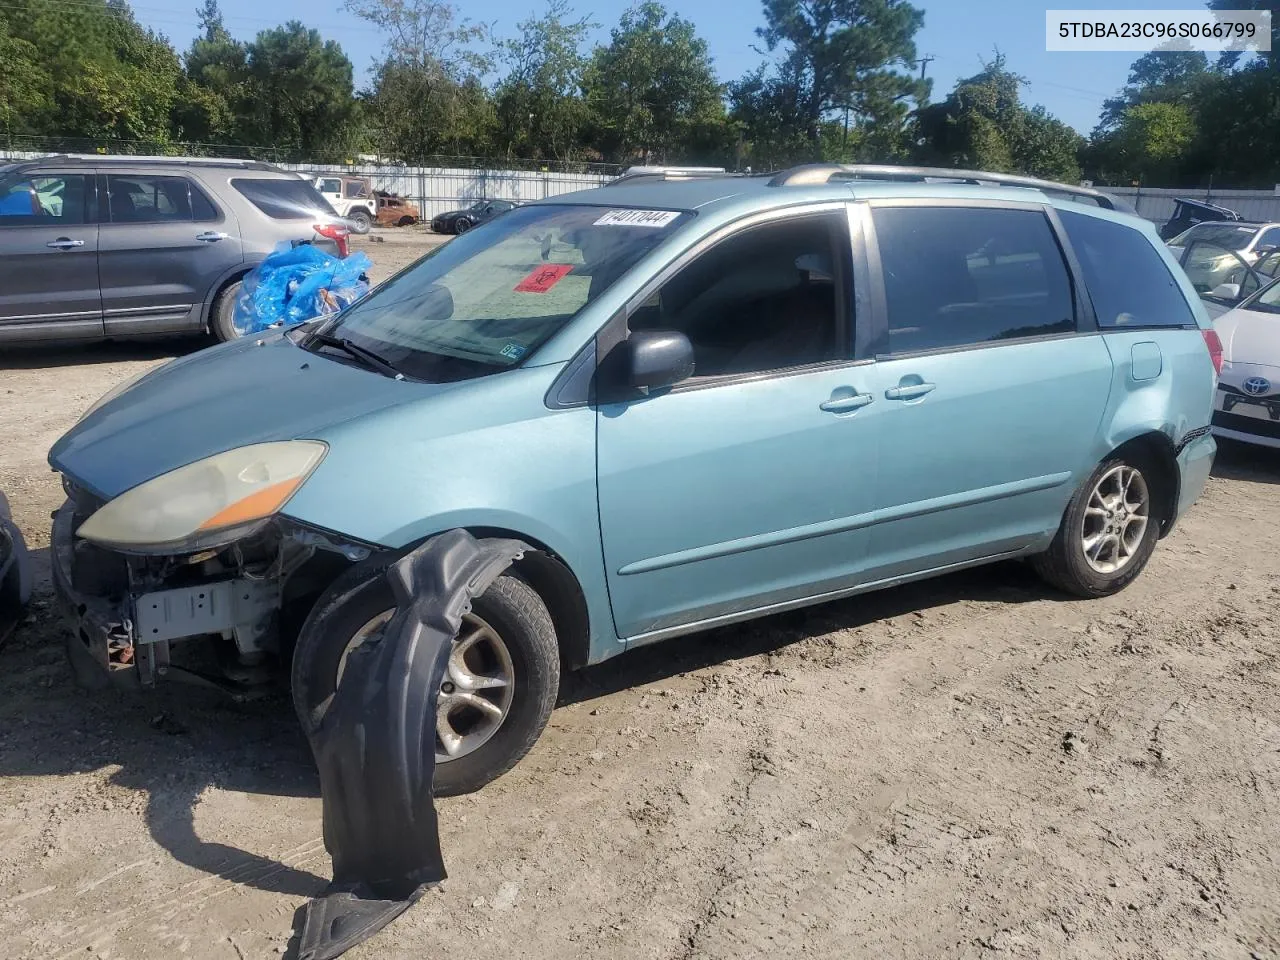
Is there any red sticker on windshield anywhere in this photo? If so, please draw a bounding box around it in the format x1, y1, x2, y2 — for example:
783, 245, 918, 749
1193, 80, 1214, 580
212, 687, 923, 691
515, 264, 573, 293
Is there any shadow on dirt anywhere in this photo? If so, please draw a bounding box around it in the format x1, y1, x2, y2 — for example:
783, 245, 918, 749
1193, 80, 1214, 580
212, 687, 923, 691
559, 559, 1056, 706
1212, 438, 1280, 485
0, 557, 1057, 899
2, 339, 204, 371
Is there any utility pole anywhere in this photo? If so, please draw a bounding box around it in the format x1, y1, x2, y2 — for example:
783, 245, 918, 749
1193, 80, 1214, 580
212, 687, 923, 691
914, 55, 935, 82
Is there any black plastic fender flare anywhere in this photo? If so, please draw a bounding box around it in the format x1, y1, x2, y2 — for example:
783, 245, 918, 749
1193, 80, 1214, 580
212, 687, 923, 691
296, 529, 528, 960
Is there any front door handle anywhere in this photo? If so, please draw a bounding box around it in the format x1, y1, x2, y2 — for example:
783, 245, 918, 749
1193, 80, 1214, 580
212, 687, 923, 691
195, 231, 229, 242
820, 390, 874, 413
46, 237, 85, 250
885, 381, 936, 401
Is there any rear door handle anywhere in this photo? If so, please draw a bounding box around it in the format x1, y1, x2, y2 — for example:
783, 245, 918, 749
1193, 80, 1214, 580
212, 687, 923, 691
46, 237, 84, 250
885, 382, 936, 401
820, 390, 874, 413
195, 231, 229, 242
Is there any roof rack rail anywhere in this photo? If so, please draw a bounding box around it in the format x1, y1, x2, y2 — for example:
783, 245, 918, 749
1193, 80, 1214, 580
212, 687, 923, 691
767, 163, 1132, 212
17, 153, 280, 172
608, 165, 731, 186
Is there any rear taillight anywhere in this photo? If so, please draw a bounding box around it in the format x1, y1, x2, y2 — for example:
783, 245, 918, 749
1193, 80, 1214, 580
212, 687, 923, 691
314, 223, 350, 258
1202, 328, 1224, 376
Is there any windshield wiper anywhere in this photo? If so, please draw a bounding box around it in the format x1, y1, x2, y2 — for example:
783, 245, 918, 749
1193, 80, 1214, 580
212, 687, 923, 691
308, 331, 405, 380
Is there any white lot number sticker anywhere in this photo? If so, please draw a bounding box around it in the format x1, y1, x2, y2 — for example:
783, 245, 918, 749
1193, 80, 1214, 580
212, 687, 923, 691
594, 209, 681, 228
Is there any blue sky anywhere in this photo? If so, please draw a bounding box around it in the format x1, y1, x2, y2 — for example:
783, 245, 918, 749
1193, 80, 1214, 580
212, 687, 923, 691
140, 0, 1208, 135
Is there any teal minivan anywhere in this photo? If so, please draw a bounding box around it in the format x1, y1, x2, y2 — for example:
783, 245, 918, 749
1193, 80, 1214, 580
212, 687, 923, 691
48, 164, 1219, 794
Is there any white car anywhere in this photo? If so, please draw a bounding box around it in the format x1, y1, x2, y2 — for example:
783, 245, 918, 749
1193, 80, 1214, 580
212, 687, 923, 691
1211, 278, 1280, 448
1168, 221, 1280, 264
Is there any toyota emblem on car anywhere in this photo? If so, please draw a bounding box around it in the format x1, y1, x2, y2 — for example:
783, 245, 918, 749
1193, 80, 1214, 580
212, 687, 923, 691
1243, 376, 1272, 396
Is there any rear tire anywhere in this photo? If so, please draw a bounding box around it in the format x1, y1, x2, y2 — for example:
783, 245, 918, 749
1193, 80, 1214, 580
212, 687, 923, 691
209, 279, 244, 342
454, 218, 471, 235
292, 555, 560, 796
349, 209, 373, 234
1032, 454, 1162, 598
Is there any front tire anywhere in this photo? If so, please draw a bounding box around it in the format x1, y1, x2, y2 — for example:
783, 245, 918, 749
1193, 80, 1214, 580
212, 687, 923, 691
292, 555, 560, 796
454, 218, 472, 235
1032, 454, 1161, 598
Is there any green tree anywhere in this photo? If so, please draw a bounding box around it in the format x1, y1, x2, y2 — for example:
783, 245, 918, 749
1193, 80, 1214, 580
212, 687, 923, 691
0, 0, 184, 147
493, 0, 594, 161
174, 0, 248, 144
0, 15, 54, 142
733, 0, 926, 164
1095, 50, 1209, 133
239, 22, 357, 159
915, 54, 1082, 181
1106, 102, 1197, 184
346, 0, 493, 160
583, 2, 729, 164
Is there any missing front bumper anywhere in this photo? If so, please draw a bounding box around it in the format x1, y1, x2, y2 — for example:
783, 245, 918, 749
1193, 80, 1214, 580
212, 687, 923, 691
50, 500, 286, 691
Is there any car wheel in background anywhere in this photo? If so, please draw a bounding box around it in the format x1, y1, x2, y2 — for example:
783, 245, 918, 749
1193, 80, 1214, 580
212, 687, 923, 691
349, 209, 373, 234
1032, 454, 1162, 598
209, 279, 245, 342
292, 554, 561, 796
454, 218, 472, 235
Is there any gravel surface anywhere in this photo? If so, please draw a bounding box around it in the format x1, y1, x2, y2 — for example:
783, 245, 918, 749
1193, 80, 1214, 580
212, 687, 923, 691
1, 231, 1279, 959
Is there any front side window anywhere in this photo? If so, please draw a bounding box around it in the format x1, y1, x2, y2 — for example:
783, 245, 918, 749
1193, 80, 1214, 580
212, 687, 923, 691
1236, 273, 1280, 314
0, 174, 89, 225
627, 212, 850, 377
1061, 210, 1198, 327
873, 206, 1075, 354
318, 203, 691, 381
1178, 240, 1256, 301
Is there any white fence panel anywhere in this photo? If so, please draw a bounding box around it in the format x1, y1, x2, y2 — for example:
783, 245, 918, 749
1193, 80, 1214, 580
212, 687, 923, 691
280, 163, 613, 218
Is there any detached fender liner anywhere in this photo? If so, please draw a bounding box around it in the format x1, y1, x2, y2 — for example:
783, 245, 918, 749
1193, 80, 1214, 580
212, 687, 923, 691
297, 529, 528, 960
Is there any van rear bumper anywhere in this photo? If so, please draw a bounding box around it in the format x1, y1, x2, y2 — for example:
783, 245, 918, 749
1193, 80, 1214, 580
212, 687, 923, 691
1170, 428, 1216, 532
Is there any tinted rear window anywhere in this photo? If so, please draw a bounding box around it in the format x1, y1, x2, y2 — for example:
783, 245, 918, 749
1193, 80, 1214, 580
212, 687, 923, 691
1060, 211, 1197, 328
231, 178, 336, 219
872, 206, 1075, 354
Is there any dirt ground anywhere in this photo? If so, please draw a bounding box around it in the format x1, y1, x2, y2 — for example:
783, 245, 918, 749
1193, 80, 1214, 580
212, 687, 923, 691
2, 230, 1279, 960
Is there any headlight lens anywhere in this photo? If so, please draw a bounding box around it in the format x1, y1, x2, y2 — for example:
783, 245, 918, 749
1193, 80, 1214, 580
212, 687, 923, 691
76, 441, 327, 553
78, 361, 170, 423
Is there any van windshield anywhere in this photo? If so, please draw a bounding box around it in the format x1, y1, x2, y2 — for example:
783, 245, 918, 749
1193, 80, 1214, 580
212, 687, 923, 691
315, 203, 691, 381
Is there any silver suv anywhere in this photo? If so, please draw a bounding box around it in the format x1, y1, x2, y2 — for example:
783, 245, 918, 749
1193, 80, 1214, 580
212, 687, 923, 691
0, 155, 350, 345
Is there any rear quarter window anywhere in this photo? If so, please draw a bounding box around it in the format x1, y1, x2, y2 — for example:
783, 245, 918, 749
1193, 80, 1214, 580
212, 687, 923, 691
1060, 210, 1197, 328
231, 178, 337, 220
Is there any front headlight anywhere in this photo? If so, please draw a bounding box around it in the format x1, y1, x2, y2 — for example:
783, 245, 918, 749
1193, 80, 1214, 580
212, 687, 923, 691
76, 441, 327, 553
78, 361, 172, 423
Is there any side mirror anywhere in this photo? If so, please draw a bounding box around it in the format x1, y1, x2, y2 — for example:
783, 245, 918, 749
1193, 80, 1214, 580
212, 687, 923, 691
626, 330, 695, 391
1209, 282, 1241, 301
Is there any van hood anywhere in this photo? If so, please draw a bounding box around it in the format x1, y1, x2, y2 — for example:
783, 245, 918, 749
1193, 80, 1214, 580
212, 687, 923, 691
49, 332, 463, 500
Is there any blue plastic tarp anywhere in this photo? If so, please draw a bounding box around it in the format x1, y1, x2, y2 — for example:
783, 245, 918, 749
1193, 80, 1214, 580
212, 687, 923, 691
233, 243, 373, 336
